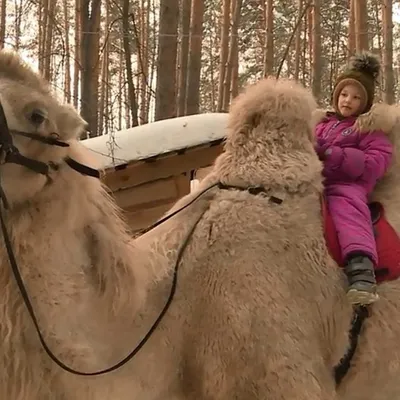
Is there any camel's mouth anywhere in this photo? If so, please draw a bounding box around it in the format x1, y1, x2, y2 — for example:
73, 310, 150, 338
0, 99, 64, 176
0, 100, 100, 196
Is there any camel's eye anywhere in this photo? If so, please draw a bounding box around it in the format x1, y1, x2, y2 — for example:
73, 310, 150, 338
30, 109, 46, 125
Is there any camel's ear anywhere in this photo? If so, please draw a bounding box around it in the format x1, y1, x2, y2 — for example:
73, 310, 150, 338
57, 104, 88, 140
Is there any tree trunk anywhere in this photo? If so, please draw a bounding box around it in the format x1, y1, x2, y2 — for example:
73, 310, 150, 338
13, 0, 23, 50
382, 0, 394, 104
208, 22, 217, 111
177, 0, 192, 116
122, 0, 139, 126
373, 0, 382, 55
311, 0, 321, 101
222, 0, 242, 111
147, 0, 158, 120
185, 0, 204, 115
301, 9, 307, 84
80, 0, 101, 137
216, 0, 230, 111
73, 0, 81, 109
118, 46, 123, 131
0, 0, 6, 49
231, 41, 239, 99
154, 0, 179, 121
38, 0, 48, 72
348, 0, 355, 57
307, 6, 312, 85
294, 0, 302, 80
139, 0, 150, 124
98, 0, 110, 135
354, 0, 368, 52
263, 0, 274, 76
63, 0, 71, 102
43, 0, 56, 81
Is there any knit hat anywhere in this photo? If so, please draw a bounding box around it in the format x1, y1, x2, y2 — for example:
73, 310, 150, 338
332, 52, 381, 115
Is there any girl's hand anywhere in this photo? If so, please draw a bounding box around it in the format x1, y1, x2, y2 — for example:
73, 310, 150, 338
314, 137, 330, 160
316, 136, 326, 147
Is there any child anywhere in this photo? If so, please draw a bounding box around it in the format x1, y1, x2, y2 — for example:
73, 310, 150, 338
314, 53, 393, 305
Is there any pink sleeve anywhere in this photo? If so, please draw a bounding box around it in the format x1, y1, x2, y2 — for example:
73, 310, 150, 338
358, 130, 393, 182
322, 131, 393, 183
315, 122, 325, 138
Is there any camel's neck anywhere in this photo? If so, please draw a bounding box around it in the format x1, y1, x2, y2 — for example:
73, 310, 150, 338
213, 150, 323, 197
0, 169, 151, 372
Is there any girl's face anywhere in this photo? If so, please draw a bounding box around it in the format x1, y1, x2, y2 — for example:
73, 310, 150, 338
338, 84, 363, 117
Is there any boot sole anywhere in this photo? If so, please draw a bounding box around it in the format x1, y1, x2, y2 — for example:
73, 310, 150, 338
347, 289, 379, 305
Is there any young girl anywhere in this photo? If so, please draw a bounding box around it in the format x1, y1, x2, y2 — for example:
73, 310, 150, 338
315, 53, 393, 306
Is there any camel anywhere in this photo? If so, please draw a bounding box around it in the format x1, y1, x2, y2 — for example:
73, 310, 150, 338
1, 48, 400, 400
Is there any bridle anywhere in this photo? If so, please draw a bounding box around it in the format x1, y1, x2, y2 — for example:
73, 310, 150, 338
0, 105, 100, 181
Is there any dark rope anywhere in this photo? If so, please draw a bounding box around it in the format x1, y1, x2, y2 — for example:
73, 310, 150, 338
334, 305, 369, 385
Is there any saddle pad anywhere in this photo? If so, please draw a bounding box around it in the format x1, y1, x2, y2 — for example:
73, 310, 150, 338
322, 198, 400, 283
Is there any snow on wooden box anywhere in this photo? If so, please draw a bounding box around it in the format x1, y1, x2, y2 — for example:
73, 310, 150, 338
82, 113, 228, 232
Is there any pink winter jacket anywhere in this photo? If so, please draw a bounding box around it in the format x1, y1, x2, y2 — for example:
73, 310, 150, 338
315, 112, 393, 194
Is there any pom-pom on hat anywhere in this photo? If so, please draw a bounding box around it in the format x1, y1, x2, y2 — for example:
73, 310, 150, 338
332, 52, 381, 115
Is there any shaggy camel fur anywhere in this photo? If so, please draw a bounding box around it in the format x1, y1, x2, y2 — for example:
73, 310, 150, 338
1, 48, 400, 400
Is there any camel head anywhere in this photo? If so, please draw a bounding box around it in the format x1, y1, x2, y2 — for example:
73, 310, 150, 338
0, 51, 147, 379
213, 77, 322, 193
0, 50, 88, 207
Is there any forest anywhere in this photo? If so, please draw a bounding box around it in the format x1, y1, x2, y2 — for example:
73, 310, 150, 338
0, 0, 398, 138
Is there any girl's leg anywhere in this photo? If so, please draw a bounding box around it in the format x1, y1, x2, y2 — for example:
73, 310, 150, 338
328, 194, 378, 305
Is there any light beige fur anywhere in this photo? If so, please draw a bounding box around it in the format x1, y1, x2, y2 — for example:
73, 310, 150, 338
2, 48, 400, 400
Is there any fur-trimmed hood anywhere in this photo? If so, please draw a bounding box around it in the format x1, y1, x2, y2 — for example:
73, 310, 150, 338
311, 103, 400, 140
